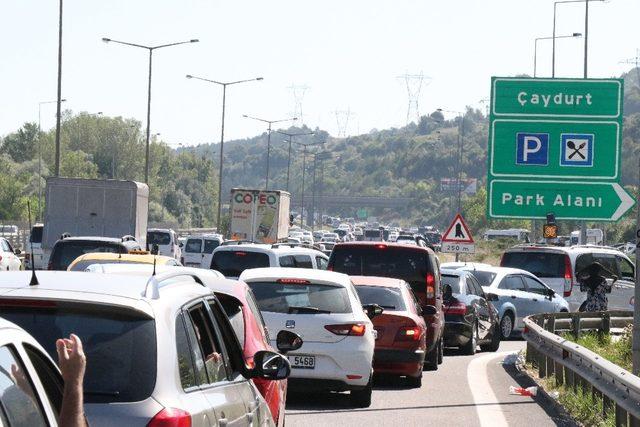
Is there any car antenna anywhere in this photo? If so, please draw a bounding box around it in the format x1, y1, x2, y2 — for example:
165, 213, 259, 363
27, 201, 39, 286
152, 255, 157, 276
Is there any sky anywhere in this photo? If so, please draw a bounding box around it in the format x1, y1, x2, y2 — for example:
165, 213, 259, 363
1, 0, 639, 146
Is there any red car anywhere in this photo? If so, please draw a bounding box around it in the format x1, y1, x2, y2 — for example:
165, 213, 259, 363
214, 279, 290, 426
351, 276, 427, 387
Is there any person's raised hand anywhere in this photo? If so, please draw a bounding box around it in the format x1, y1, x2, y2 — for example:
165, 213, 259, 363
56, 334, 86, 387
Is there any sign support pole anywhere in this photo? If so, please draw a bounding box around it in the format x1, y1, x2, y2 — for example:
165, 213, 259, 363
633, 155, 640, 374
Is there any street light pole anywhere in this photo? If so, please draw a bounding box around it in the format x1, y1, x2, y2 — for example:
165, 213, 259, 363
38, 99, 66, 220
186, 75, 263, 231
102, 37, 199, 183
277, 130, 315, 191
535, 33, 582, 77
54, 0, 63, 177
243, 114, 297, 189
291, 140, 325, 227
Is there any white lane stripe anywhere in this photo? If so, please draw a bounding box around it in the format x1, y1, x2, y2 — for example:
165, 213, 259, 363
467, 351, 515, 427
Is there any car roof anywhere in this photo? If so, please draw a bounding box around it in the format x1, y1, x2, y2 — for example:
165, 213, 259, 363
458, 265, 532, 276
441, 262, 493, 269
239, 267, 351, 287
504, 244, 627, 256
334, 241, 433, 252
214, 243, 323, 255
69, 252, 175, 266
349, 276, 406, 287
58, 236, 127, 243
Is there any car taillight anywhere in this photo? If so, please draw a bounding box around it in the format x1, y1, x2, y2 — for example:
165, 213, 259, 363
325, 323, 366, 336
563, 254, 573, 297
425, 272, 436, 305
444, 301, 466, 315
277, 278, 311, 284
148, 408, 191, 427
395, 326, 422, 342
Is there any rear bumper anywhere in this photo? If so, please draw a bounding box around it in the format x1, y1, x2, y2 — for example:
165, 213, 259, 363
287, 378, 368, 392
373, 348, 425, 377
443, 321, 472, 347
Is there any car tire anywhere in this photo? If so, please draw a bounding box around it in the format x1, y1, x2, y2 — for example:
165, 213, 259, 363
480, 324, 501, 352
437, 338, 444, 364
424, 342, 439, 371
406, 374, 422, 388
500, 312, 514, 340
462, 322, 478, 355
351, 373, 373, 408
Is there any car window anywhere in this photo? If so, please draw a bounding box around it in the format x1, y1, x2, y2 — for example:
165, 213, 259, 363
441, 274, 463, 294
147, 231, 171, 245
501, 251, 565, 278
0, 345, 48, 427
175, 314, 198, 390
216, 294, 246, 349
245, 289, 269, 341
212, 251, 270, 277
469, 276, 484, 296
522, 276, 548, 296
294, 255, 313, 269
355, 285, 406, 311
466, 270, 496, 287
618, 256, 635, 281
49, 241, 125, 270
187, 303, 227, 384
0, 239, 10, 252
203, 239, 221, 254
249, 282, 353, 314
181, 312, 209, 386
591, 254, 620, 277
185, 239, 202, 253
279, 256, 295, 267
24, 344, 63, 418
498, 275, 527, 291
316, 256, 328, 270
30, 226, 43, 244
465, 277, 477, 295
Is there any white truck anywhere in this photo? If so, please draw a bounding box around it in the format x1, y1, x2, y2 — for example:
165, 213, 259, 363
229, 188, 290, 244
41, 178, 149, 265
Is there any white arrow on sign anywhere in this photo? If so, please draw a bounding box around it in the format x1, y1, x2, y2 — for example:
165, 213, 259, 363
612, 183, 635, 221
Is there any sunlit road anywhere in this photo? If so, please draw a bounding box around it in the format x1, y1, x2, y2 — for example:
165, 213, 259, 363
286, 341, 576, 427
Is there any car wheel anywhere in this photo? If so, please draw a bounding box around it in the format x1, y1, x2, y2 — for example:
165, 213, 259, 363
481, 324, 501, 352
350, 373, 372, 408
462, 322, 478, 355
424, 342, 439, 371
500, 312, 514, 340
406, 374, 422, 388
437, 338, 444, 364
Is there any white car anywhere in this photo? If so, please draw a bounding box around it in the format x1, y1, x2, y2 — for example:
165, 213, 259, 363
458, 265, 569, 338
147, 228, 182, 260
182, 233, 224, 268
24, 223, 45, 270
441, 262, 493, 270
240, 267, 376, 407
211, 243, 329, 279
0, 237, 22, 271
501, 245, 635, 311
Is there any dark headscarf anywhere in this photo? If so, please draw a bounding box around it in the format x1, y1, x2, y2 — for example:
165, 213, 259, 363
577, 262, 617, 290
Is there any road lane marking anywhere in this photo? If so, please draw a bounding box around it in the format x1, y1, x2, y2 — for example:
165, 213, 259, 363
467, 351, 515, 427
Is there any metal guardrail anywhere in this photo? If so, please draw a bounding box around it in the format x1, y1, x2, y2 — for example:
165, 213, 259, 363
523, 311, 640, 426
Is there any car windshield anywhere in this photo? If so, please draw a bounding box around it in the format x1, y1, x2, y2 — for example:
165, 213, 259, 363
248, 282, 352, 314
355, 285, 405, 311
185, 239, 202, 253
0, 304, 156, 404
211, 251, 270, 277
50, 241, 124, 270
441, 274, 463, 294
501, 251, 566, 278
466, 270, 497, 287
30, 226, 43, 243
147, 231, 171, 245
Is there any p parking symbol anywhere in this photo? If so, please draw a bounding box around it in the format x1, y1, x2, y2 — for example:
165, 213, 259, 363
516, 133, 549, 165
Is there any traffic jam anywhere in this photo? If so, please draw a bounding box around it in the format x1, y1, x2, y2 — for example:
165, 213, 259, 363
1, 180, 626, 426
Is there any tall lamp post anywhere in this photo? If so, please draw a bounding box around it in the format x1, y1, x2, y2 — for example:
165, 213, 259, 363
102, 37, 199, 183
311, 151, 332, 231
291, 140, 326, 227
185, 74, 263, 231
277, 130, 315, 191
54, 0, 63, 177
39, 98, 66, 220
534, 33, 582, 77
242, 114, 297, 189
437, 109, 466, 214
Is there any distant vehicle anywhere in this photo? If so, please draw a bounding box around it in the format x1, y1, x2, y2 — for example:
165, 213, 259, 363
321, 233, 339, 243
0, 237, 22, 271
47, 235, 142, 270
182, 233, 224, 268
0, 224, 18, 237
483, 229, 530, 243
570, 228, 604, 245
501, 245, 634, 312
351, 276, 427, 387
459, 265, 569, 338
440, 269, 501, 354
363, 229, 382, 241
211, 243, 329, 279
241, 268, 377, 407
334, 229, 348, 240
147, 228, 182, 260
67, 251, 181, 271
42, 177, 149, 265
328, 242, 445, 370
229, 188, 291, 244
24, 223, 45, 270
441, 261, 493, 270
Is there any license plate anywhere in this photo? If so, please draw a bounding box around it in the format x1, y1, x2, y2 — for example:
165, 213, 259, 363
288, 355, 315, 369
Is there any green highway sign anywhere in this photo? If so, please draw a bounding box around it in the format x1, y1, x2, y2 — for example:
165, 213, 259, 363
487, 77, 631, 221
488, 180, 634, 221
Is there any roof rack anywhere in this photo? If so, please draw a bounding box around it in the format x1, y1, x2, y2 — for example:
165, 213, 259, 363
142, 271, 207, 299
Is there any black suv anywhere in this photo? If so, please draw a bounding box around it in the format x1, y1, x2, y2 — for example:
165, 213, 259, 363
48, 235, 142, 270
327, 242, 445, 370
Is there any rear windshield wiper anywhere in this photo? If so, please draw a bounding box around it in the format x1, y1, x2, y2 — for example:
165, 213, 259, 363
287, 306, 331, 314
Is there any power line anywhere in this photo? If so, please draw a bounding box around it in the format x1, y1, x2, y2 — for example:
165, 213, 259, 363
287, 84, 310, 124
334, 108, 354, 137
620, 49, 640, 90
397, 72, 431, 125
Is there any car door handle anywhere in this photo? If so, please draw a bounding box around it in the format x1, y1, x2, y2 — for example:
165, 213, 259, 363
218, 418, 228, 427
531, 298, 538, 302
511, 295, 517, 299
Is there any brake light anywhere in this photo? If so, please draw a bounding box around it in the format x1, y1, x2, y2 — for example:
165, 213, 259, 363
277, 278, 311, 284
444, 301, 467, 315
376, 244, 387, 249
0, 299, 57, 308
395, 326, 422, 342
563, 254, 573, 297
425, 272, 436, 305
148, 408, 191, 427
325, 323, 366, 336
235, 252, 247, 256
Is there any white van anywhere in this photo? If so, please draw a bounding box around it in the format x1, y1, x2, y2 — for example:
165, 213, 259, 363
182, 233, 224, 268
570, 229, 604, 245
483, 229, 530, 243
25, 223, 45, 270
146, 228, 182, 260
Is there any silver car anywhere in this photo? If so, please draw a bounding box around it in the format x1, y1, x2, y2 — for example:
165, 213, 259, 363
0, 270, 293, 426
459, 266, 569, 339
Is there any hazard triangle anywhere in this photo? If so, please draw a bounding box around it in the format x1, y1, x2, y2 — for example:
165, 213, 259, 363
442, 214, 474, 244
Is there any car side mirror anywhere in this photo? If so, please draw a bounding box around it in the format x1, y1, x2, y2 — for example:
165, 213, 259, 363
443, 284, 453, 301
363, 303, 384, 319
545, 288, 555, 299
14, 249, 21, 255
485, 293, 499, 302
421, 305, 438, 316
179, 242, 184, 248
249, 350, 291, 380
276, 330, 303, 354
